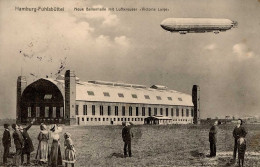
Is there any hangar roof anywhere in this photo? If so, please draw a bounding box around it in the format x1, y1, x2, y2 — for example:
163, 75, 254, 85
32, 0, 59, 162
42, 78, 193, 106
76, 81, 193, 106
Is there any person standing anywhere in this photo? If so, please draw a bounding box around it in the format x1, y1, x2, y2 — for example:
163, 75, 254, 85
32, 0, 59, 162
233, 119, 247, 162
35, 123, 49, 165
64, 132, 76, 167
209, 120, 218, 157
12, 124, 24, 167
122, 122, 134, 157
49, 124, 63, 167
19, 119, 35, 165
2, 124, 11, 165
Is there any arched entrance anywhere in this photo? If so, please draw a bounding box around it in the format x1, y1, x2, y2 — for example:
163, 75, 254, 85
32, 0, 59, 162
21, 79, 64, 124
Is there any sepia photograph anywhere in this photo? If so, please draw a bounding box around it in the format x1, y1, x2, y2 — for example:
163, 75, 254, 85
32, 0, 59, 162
0, 0, 260, 166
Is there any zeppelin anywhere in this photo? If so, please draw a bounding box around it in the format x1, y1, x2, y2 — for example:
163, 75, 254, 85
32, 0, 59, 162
160, 18, 238, 34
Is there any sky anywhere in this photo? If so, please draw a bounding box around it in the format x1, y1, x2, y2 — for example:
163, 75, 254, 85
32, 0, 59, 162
0, 0, 260, 119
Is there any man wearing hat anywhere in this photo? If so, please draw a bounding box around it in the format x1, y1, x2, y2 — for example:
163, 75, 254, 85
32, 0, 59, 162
122, 122, 134, 157
19, 119, 35, 165
12, 124, 24, 167
2, 124, 11, 165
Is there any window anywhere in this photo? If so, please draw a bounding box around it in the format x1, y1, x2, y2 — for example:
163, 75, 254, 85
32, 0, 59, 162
115, 106, 119, 116
45, 107, 49, 117
191, 109, 194, 117
166, 108, 168, 116
160, 108, 163, 115
122, 106, 125, 116
129, 106, 132, 116
82, 118, 84, 121
136, 107, 139, 116
98, 118, 100, 121
118, 93, 124, 98
144, 95, 150, 99
100, 106, 104, 116
118, 118, 120, 121
128, 118, 130, 121
148, 107, 151, 116
167, 97, 172, 101
103, 92, 110, 97
186, 109, 189, 117
75, 105, 79, 115
92, 105, 95, 115
178, 98, 182, 101
28, 107, 31, 117
60, 107, 64, 117
171, 108, 174, 116
142, 107, 145, 116
108, 106, 111, 116
87, 118, 89, 121
87, 91, 94, 96
156, 96, 162, 100
132, 94, 137, 98
154, 108, 157, 115
53, 107, 56, 118
83, 105, 87, 115
182, 109, 184, 117
103, 118, 105, 121
121, 118, 123, 121
44, 94, 52, 100
176, 108, 179, 117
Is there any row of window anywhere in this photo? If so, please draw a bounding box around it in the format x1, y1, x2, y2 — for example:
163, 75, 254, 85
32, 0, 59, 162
27, 107, 64, 118
87, 91, 183, 101
76, 105, 194, 117
78, 117, 191, 122
80, 117, 144, 122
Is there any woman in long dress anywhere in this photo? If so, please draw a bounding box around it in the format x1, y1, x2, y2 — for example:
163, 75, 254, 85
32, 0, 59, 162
35, 123, 49, 165
63, 133, 76, 167
49, 124, 63, 167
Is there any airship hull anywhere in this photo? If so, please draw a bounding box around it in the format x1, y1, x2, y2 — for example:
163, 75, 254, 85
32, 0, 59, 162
160, 18, 237, 34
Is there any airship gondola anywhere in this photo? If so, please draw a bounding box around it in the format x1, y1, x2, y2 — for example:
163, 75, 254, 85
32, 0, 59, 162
160, 18, 238, 34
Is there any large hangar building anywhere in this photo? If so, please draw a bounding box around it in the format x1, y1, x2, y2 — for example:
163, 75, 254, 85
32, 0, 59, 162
17, 70, 200, 125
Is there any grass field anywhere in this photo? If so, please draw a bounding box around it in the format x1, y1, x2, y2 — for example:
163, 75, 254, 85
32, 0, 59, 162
1, 123, 260, 167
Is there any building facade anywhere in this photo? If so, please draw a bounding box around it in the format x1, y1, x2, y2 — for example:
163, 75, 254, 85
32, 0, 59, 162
17, 70, 200, 125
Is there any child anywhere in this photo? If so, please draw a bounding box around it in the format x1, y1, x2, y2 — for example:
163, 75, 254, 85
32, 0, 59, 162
64, 132, 76, 167
2, 124, 11, 165
238, 137, 246, 167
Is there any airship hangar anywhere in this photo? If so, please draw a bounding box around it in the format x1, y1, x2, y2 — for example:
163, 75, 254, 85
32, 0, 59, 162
160, 18, 238, 34
16, 70, 200, 125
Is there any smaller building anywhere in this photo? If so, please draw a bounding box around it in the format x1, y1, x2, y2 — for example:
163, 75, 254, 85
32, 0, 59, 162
144, 115, 173, 125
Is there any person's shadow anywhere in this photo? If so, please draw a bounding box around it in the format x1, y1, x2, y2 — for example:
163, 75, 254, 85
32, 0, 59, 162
107, 152, 125, 158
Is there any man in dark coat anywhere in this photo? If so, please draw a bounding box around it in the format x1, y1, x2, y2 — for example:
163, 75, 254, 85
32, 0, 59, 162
209, 120, 218, 157
122, 122, 134, 157
12, 124, 24, 167
233, 119, 247, 162
20, 119, 35, 165
2, 124, 11, 165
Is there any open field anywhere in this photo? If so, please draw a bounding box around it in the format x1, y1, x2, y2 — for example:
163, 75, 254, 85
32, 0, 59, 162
1, 124, 260, 166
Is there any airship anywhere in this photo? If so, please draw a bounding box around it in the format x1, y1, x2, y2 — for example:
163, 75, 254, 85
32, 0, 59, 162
160, 18, 238, 34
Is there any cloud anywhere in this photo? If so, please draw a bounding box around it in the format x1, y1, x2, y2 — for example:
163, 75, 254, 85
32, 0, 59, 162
114, 36, 130, 47
233, 43, 255, 60
204, 43, 216, 51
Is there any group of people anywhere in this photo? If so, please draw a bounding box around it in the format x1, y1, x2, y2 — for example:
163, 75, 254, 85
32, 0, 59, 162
208, 119, 247, 167
2, 119, 76, 167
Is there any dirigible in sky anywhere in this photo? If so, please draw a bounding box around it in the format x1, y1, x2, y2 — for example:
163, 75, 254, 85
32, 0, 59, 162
160, 18, 238, 34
